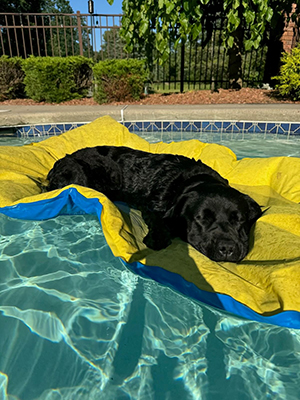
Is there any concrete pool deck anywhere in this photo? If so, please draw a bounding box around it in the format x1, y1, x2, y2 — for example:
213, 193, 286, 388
0, 103, 300, 127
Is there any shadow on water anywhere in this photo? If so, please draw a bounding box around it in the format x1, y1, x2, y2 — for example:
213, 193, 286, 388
110, 279, 145, 386
2, 213, 300, 399
110, 277, 190, 400
151, 352, 187, 400
110, 208, 225, 398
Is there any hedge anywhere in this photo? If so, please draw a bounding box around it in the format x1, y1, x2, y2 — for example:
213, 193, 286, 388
22, 56, 94, 103
0, 56, 25, 101
0, 56, 148, 104
93, 59, 148, 104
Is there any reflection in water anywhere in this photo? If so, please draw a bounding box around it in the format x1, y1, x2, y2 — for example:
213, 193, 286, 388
0, 214, 300, 399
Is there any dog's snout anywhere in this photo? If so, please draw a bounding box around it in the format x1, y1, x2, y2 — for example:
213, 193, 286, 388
217, 240, 235, 259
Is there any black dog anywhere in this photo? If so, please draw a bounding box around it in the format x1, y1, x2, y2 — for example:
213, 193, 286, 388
47, 146, 261, 262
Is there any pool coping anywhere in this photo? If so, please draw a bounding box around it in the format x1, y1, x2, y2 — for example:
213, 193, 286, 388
1, 103, 300, 127
1, 119, 300, 137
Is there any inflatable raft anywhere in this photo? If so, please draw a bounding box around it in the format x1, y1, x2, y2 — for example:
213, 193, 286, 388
1, 115, 300, 328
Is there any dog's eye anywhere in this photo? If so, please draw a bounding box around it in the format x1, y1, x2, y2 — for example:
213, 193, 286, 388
229, 211, 241, 224
199, 208, 215, 223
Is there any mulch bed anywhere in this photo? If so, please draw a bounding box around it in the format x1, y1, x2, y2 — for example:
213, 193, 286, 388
1, 88, 298, 106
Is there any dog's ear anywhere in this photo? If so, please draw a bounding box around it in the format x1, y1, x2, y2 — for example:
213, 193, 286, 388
245, 195, 262, 223
164, 193, 191, 220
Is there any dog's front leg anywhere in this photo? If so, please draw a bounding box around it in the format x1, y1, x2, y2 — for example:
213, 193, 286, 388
141, 210, 172, 250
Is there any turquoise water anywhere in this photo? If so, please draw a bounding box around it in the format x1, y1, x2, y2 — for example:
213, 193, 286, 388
140, 131, 300, 158
1, 132, 300, 399
3, 131, 300, 158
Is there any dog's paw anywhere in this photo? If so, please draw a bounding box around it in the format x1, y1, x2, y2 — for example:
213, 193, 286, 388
143, 232, 172, 250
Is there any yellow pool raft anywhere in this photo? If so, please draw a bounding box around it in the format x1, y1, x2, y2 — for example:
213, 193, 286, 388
1, 115, 300, 328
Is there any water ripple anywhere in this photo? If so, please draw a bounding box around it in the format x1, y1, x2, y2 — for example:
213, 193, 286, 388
0, 214, 300, 399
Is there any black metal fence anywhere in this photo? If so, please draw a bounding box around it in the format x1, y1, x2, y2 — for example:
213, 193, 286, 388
151, 19, 269, 91
0, 12, 286, 90
0, 12, 124, 59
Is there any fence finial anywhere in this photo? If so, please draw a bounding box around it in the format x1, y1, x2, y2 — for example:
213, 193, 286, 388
88, 0, 94, 15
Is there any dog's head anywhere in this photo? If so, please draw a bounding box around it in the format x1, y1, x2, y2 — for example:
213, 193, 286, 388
167, 183, 262, 262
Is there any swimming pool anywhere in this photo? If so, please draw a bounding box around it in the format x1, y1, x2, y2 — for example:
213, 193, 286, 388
1, 130, 300, 158
1, 128, 300, 400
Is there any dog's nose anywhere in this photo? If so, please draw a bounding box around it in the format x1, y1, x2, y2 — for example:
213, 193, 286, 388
217, 240, 235, 259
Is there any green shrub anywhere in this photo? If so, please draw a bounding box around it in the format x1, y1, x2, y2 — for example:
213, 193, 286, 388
273, 46, 300, 101
0, 56, 25, 101
93, 59, 148, 104
22, 56, 93, 103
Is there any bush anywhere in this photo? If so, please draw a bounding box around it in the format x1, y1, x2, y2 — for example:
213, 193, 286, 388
0, 56, 25, 101
22, 56, 93, 103
93, 59, 148, 104
273, 46, 300, 101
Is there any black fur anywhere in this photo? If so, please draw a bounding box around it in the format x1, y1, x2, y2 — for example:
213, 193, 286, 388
47, 146, 262, 262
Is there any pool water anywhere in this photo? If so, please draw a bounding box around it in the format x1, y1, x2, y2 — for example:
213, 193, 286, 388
1, 131, 300, 159
140, 131, 300, 158
1, 132, 300, 400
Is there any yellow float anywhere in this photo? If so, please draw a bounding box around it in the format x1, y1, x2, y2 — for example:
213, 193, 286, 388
1, 115, 300, 328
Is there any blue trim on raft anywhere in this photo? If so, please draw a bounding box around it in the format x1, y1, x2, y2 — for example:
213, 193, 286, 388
0, 188, 102, 220
1, 187, 300, 330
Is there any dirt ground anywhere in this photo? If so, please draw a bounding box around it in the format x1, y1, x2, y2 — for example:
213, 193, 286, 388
1, 88, 298, 106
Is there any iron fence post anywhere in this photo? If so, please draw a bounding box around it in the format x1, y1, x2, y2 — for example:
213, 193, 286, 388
180, 41, 185, 93
76, 11, 83, 56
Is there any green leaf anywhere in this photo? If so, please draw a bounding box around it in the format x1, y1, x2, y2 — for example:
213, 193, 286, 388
227, 35, 234, 48
158, 0, 164, 9
244, 9, 255, 25
228, 10, 240, 30
192, 23, 202, 40
180, 17, 189, 33
157, 37, 167, 53
233, 0, 240, 9
139, 21, 148, 35
174, 37, 181, 49
166, 2, 175, 14
265, 7, 273, 22
194, 5, 203, 18
223, 0, 232, 7
253, 37, 261, 49
244, 39, 252, 51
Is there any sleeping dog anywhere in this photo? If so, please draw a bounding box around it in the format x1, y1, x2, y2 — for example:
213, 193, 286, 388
47, 146, 262, 262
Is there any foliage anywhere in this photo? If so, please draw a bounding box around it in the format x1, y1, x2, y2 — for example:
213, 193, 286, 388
42, 0, 74, 13
105, 0, 283, 64
0, 0, 82, 58
273, 46, 300, 101
0, 56, 25, 100
0, 0, 74, 13
151, 33, 267, 90
22, 56, 93, 103
99, 27, 128, 60
42, 0, 91, 59
43, 15, 90, 58
93, 59, 148, 103
0, 0, 43, 12
95, 27, 145, 62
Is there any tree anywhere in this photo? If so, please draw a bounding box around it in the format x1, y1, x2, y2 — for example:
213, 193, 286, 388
0, 0, 73, 13
42, 0, 74, 13
98, 27, 128, 61
96, 27, 145, 61
0, 0, 92, 58
0, 0, 43, 13
106, 0, 298, 90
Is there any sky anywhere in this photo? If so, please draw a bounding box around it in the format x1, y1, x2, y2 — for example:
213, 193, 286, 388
69, 0, 123, 14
